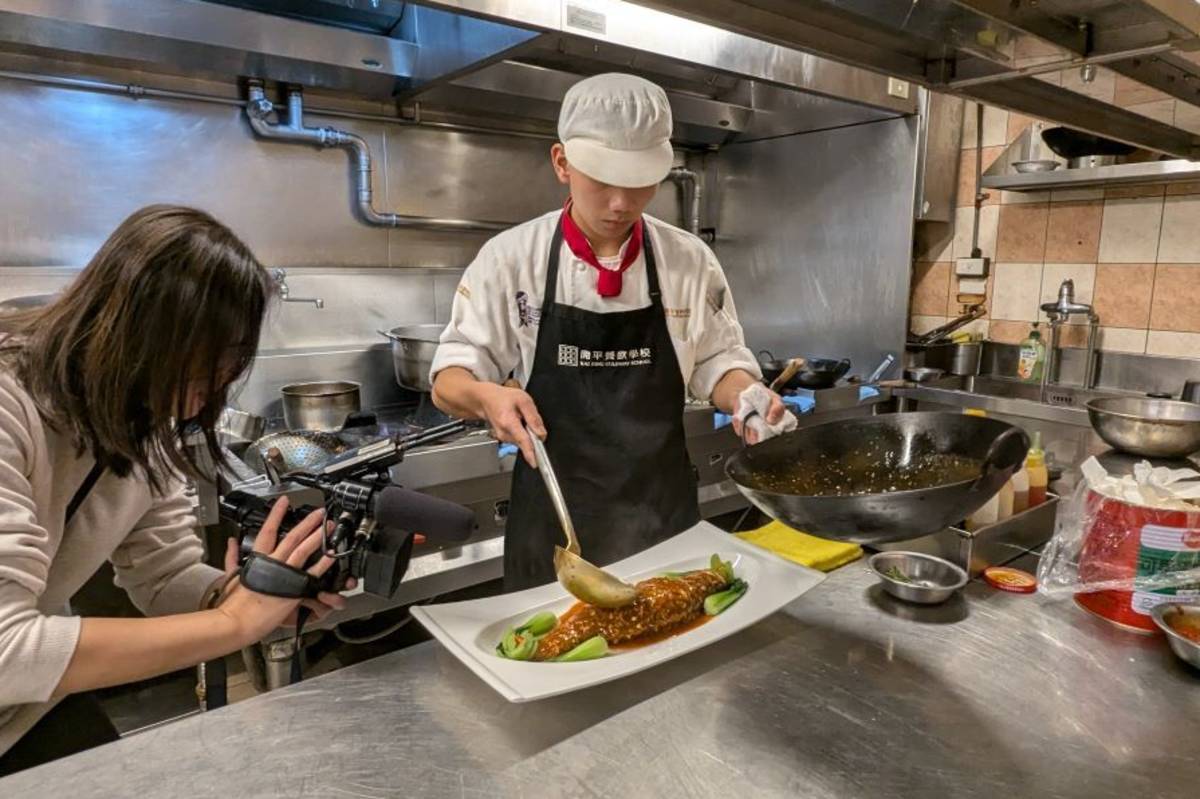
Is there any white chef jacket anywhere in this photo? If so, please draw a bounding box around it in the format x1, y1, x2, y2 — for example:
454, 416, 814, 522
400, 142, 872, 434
431, 210, 761, 401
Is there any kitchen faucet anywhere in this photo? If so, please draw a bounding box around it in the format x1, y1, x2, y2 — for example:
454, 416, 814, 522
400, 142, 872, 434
1038, 279, 1098, 400
270, 268, 324, 309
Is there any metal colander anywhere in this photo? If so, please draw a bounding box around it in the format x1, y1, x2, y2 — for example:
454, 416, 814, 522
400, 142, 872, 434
243, 430, 349, 475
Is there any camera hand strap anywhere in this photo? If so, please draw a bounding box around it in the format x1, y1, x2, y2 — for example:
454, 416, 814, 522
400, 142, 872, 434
239, 552, 322, 599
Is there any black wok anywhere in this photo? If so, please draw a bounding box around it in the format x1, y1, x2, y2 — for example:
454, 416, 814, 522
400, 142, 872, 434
726, 412, 1030, 544
758, 350, 851, 390
1041, 127, 1134, 159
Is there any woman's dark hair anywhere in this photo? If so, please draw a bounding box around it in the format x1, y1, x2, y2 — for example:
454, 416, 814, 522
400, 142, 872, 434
0, 204, 273, 491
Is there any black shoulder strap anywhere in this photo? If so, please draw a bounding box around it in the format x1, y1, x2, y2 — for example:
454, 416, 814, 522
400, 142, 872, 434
65, 461, 105, 525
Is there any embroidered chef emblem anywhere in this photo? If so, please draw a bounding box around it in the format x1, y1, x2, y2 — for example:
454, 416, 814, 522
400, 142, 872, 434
558, 345, 653, 367
515, 291, 541, 327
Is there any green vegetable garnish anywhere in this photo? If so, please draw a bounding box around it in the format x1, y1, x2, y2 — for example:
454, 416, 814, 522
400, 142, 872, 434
883, 566, 915, 584
704, 579, 748, 616
553, 635, 609, 662
710, 554, 735, 584
516, 611, 557, 637
497, 628, 537, 660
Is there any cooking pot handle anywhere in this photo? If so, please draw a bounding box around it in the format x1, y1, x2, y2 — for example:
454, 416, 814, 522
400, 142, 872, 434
757, 349, 776, 363
835, 358, 852, 370
377, 329, 396, 340
973, 427, 1026, 489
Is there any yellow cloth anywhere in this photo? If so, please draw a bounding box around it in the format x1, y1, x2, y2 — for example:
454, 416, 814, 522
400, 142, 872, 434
735, 521, 862, 572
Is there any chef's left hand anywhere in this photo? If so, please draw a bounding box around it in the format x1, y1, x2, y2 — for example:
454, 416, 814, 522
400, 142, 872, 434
732, 383, 795, 444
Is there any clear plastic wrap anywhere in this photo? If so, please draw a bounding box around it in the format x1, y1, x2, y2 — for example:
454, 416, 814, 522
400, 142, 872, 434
1037, 459, 1200, 601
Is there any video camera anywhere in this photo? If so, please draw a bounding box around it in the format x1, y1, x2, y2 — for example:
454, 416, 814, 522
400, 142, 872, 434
218, 421, 476, 600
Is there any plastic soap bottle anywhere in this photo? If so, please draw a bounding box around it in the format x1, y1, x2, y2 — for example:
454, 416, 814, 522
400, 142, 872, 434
1017, 323, 1046, 383
1026, 431, 1049, 507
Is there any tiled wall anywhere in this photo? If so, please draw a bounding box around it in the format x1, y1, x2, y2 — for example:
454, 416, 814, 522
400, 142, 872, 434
911, 47, 1200, 360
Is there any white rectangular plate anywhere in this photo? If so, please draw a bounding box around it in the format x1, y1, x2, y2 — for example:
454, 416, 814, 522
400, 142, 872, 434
411, 521, 826, 702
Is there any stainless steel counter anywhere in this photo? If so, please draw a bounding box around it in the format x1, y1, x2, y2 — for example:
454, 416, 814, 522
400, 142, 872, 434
6, 559, 1196, 798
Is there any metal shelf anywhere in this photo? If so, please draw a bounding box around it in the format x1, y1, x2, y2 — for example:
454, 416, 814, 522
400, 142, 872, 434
981, 159, 1200, 191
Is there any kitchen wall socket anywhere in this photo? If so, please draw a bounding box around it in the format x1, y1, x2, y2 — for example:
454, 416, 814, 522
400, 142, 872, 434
958, 277, 988, 293
955, 256, 990, 277
887, 77, 911, 99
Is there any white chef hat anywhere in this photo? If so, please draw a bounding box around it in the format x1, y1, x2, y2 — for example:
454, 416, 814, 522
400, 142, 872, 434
557, 73, 674, 188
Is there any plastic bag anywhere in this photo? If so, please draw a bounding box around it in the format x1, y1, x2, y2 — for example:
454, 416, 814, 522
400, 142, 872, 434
1037, 457, 1200, 597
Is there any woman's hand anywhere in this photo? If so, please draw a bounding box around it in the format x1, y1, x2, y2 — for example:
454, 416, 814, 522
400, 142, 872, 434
216, 497, 355, 645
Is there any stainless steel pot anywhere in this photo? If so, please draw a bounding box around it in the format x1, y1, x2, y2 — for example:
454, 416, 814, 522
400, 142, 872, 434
280, 381, 361, 432
1086, 396, 1200, 459
380, 324, 443, 392
216, 407, 265, 444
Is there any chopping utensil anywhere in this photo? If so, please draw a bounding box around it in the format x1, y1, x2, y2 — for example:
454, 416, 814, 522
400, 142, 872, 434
1086, 397, 1200, 459
527, 427, 637, 608
281, 381, 361, 432
380, 324, 443, 392
725, 412, 1030, 544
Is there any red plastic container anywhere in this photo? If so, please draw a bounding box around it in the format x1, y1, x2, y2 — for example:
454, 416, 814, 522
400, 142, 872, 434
1075, 489, 1200, 633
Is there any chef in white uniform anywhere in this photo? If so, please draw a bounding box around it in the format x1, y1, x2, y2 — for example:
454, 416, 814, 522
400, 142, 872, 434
431, 73, 795, 589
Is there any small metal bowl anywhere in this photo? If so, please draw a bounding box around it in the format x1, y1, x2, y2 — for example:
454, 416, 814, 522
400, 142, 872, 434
869, 551, 969, 605
1012, 159, 1060, 173
1150, 602, 1200, 671
904, 367, 945, 383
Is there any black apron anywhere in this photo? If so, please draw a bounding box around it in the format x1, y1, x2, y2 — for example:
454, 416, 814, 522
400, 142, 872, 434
503, 219, 700, 591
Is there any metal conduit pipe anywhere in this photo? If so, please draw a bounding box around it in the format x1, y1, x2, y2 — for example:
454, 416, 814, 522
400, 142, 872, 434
246, 81, 509, 232
0, 69, 554, 140
664, 167, 702, 237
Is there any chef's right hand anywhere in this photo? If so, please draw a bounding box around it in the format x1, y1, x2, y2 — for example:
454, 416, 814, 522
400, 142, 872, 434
478, 383, 546, 467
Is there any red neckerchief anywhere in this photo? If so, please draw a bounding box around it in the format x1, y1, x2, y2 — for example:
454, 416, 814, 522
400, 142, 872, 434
560, 198, 643, 298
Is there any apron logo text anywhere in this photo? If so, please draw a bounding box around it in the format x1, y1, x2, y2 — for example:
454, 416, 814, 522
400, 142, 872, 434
557, 345, 653, 368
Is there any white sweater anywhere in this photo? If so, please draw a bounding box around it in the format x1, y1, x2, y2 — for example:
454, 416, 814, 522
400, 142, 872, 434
0, 370, 222, 755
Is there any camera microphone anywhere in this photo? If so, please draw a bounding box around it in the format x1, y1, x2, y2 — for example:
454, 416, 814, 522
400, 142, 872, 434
371, 486, 476, 543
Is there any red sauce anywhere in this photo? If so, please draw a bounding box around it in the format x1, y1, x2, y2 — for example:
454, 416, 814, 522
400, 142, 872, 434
610, 613, 713, 651
1168, 613, 1200, 644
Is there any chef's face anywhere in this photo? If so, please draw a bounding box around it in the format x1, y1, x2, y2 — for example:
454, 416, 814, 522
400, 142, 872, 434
551, 144, 657, 241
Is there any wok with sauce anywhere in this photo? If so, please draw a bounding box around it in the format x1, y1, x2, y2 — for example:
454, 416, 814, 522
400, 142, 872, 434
726, 412, 1030, 545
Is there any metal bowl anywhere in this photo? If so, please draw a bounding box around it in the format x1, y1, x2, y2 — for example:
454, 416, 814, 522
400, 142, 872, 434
904, 366, 945, 383
1150, 603, 1200, 670
869, 551, 968, 605
1086, 397, 1200, 458
1012, 159, 1059, 173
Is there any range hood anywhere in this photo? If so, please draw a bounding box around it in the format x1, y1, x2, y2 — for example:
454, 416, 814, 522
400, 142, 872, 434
0, 0, 917, 146
633, 0, 1200, 160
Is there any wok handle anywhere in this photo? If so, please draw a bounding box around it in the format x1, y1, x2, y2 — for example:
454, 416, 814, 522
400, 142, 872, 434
973, 427, 1027, 489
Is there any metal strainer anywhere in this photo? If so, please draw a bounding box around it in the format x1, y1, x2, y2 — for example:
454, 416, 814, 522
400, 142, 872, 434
243, 430, 349, 475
